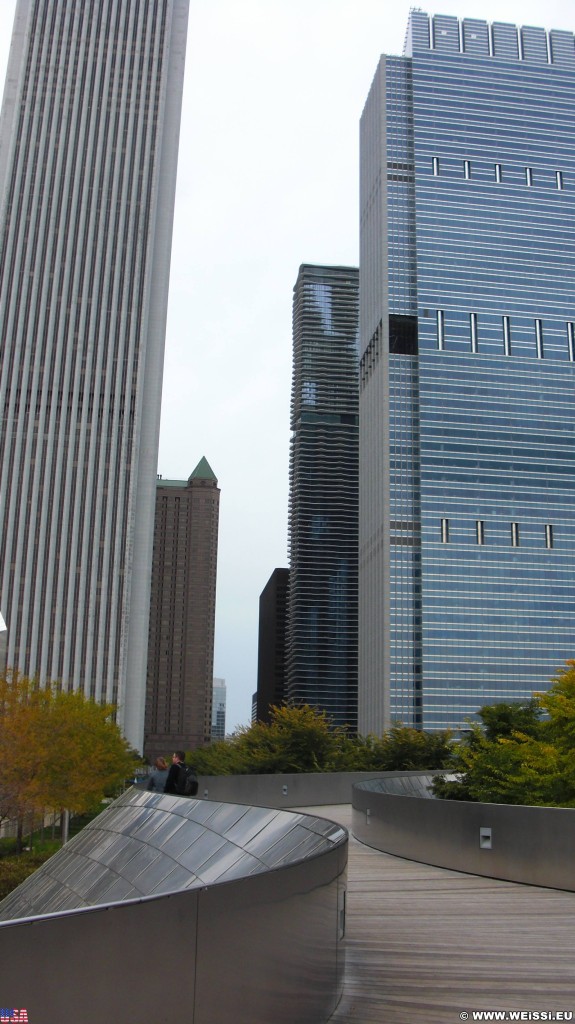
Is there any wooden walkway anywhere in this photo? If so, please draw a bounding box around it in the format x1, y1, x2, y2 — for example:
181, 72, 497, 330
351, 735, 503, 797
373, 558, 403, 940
307, 805, 575, 1024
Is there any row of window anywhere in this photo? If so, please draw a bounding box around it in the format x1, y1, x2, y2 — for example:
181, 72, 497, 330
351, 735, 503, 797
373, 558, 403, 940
436, 311, 575, 360
431, 157, 565, 190
440, 519, 554, 548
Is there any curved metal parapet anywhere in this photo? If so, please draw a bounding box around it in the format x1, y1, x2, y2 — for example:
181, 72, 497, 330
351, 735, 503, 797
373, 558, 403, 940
354, 772, 438, 799
0, 789, 348, 1023
352, 771, 575, 892
0, 788, 346, 918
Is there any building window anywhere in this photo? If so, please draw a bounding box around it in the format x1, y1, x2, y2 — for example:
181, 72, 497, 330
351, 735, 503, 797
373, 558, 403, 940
464, 159, 471, 180
511, 522, 520, 547
432, 156, 440, 176
495, 163, 502, 183
440, 518, 449, 543
568, 322, 575, 362
556, 170, 564, 191
436, 309, 445, 350
503, 315, 511, 356
526, 167, 533, 186
545, 524, 554, 549
535, 319, 544, 359
470, 312, 478, 353
476, 520, 485, 545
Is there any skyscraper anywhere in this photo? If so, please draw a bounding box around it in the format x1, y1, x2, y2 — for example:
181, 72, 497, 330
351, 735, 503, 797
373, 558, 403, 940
287, 264, 359, 731
144, 458, 220, 763
359, 11, 575, 734
0, 0, 189, 750
256, 567, 289, 723
211, 677, 226, 741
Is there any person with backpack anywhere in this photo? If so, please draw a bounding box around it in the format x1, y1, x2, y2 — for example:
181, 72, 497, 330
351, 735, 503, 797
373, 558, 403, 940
164, 750, 198, 796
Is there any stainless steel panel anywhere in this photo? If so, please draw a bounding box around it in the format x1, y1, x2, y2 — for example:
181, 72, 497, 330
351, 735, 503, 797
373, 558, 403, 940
207, 850, 267, 883
176, 831, 227, 870
102, 805, 155, 833
131, 854, 178, 893
197, 769, 393, 806
194, 844, 247, 884
150, 864, 199, 895
0, 890, 200, 1022
160, 819, 205, 858
201, 802, 252, 834
194, 847, 345, 1024
222, 805, 279, 845
105, 833, 144, 871
0, 787, 347, 1023
179, 797, 219, 824
137, 811, 193, 847
96, 876, 141, 903
58, 856, 98, 890
254, 824, 317, 866
115, 845, 161, 885
73, 830, 119, 860
72, 859, 111, 896
132, 809, 172, 841
352, 772, 575, 891
244, 816, 299, 856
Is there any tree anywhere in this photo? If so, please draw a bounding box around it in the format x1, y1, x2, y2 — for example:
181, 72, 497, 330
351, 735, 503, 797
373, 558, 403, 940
372, 725, 453, 771
190, 704, 453, 775
476, 698, 542, 741
432, 725, 563, 805
32, 688, 139, 813
0, 673, 138, 844
432, 662, 575, 806
0, 674, 48, 827
192, 704, 340, 775
539, 660, 575, 749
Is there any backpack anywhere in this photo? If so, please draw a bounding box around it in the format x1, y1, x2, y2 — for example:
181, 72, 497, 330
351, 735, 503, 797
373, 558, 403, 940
176, 762, 198, 797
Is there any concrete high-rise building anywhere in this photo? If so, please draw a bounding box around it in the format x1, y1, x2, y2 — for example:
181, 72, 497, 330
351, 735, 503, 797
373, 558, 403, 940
0, 0, 189, 750
144, 458, 220, 763
286, 265, 359, 731
359, 11, 575, 735
211, 677, 226, 741
256, 567, 289, 724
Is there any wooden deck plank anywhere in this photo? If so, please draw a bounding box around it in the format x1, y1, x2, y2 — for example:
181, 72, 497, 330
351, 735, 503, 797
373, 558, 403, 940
303, 805, 575, 1024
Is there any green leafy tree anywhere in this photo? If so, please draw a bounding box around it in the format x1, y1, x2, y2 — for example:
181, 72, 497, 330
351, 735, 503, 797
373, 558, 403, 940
376, 725, 453, 771
190, 704, 453, 775
432, 725, 563, 805
476, 698, 542, 741
192, 705, 340, 774
539, 660, 575, 748
536, 660, 575, 803
433, 662, 575, 806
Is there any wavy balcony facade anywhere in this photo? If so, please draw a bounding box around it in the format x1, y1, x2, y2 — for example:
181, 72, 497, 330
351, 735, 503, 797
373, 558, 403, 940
287, 265, 359, 731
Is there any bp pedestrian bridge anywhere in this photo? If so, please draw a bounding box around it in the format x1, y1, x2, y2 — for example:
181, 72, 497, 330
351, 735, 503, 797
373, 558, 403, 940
0, 772, 574, 1023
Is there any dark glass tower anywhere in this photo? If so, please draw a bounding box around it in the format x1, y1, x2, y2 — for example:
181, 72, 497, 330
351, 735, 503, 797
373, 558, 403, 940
256, 567, 289, 724
359, 11, 575, 734
286, 264, 359, 730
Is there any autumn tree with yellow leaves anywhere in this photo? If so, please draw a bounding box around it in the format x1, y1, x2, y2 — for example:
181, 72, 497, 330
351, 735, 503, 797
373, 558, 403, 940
0, 673, 137, 845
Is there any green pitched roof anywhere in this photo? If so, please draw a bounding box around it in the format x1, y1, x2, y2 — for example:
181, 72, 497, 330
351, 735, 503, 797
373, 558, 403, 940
188, 456, 217, 483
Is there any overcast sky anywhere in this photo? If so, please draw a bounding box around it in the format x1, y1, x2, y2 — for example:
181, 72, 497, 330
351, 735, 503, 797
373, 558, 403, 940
0, 0, 573, 732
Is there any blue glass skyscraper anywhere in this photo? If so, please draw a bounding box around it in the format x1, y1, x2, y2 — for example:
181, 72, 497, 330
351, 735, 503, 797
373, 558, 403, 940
359, 12, 575, 733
